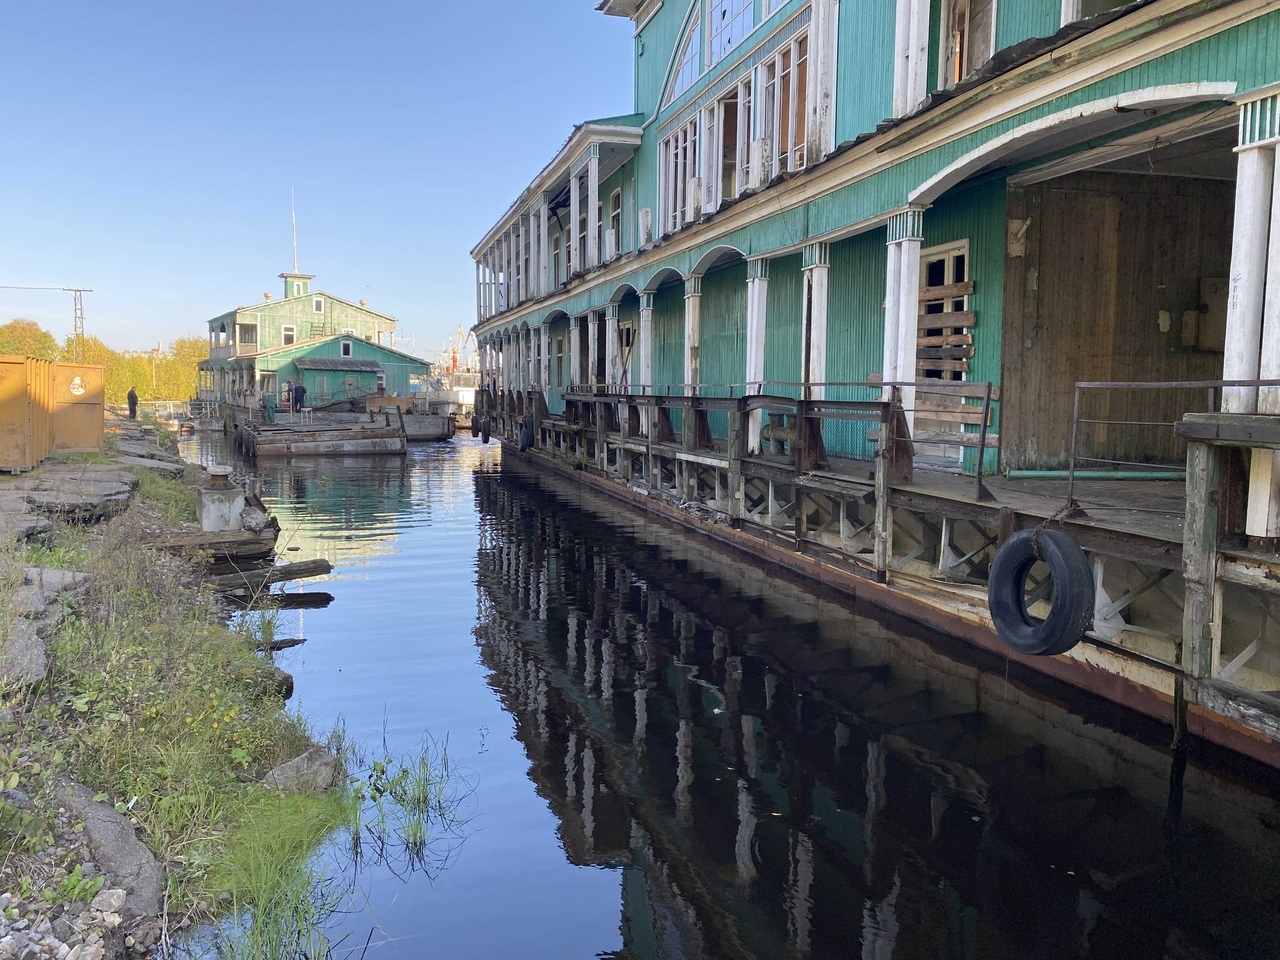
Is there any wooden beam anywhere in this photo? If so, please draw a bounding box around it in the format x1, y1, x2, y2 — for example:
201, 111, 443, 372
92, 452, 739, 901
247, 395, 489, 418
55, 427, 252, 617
919, 281, 974, 301
918, 310, 977, 330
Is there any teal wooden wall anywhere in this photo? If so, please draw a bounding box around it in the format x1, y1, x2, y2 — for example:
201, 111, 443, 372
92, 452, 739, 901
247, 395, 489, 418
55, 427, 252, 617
698, 260, 748, 437
652, 281, 686, 430
835, 0, 896, 145
996, 0, 1060, 51
261, 337, 428, 404
546, 316, 572, 414
764, 254, 804, 398
824, 231, 888, 459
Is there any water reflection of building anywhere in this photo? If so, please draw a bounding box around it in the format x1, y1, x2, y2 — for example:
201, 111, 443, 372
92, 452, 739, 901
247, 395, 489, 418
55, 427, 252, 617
474, 469, 1280, 960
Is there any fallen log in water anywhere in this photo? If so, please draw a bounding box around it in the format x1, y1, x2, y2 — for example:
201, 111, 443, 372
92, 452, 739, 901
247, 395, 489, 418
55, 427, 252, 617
225, 591, 335, 611
205, 559, 333, 593
257, 637, 307, 653
148, 528, 278, 562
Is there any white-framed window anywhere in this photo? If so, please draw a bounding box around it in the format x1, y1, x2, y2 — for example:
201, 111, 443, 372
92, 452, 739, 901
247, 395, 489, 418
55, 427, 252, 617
597, 201, 605, 262
764, 0, 788, 14
341, 339, 353, 358
552, 234, 562, 287
237, 323, 257, 346
709, 0, 753, 65
761, 34, 808, 178
282, 325, 296, 346
705, 77, 753, 210
667, 17, 701, 104
376, 372, 386, 392
609, 190, 622, 257
578, 211, 588, 273
293, 281, 305, 296
660, 115, 699, 235
555, 337, 564, 387
939, 0, 996, 89
313, 297, 324, 313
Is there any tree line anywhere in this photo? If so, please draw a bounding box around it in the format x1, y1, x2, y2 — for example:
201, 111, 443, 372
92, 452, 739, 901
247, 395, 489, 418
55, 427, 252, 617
0, 318, 209, 404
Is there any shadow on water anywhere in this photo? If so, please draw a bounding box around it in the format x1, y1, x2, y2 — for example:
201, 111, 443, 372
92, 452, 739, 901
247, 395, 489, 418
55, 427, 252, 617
178, 433, 1280, 959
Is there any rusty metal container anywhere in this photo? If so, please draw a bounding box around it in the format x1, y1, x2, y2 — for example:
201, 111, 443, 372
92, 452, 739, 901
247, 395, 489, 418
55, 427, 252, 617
52, 362, 104, 454
0, 356, 104, 471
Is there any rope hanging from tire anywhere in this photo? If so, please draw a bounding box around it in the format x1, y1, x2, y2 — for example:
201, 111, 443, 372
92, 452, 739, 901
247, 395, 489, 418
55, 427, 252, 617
987, 529, 1094, 656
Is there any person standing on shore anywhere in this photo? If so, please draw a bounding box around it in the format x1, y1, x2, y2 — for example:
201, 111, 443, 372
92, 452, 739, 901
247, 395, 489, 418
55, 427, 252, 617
127, 386, 138, 420
293, 381, 307, 412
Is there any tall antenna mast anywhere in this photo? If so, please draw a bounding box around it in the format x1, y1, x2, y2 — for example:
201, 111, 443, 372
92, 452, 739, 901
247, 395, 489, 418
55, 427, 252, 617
291, 187, 298, 274
0, 284, 92, 361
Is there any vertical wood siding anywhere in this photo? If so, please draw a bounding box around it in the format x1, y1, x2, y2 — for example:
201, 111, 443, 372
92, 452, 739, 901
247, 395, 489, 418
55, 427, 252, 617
995, 0, 1059, 53
698, 260, 748, 437
824, 231, 889, 459
652, 280, 687, 433
765, 254, 804, 397
836, 0, 896, 145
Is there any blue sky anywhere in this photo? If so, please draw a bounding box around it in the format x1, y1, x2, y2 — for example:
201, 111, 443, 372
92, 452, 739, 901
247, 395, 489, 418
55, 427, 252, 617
0, 1, 633, 358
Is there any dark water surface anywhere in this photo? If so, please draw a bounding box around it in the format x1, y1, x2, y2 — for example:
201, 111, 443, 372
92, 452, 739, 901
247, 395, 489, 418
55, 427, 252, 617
181, 436, 1280, 959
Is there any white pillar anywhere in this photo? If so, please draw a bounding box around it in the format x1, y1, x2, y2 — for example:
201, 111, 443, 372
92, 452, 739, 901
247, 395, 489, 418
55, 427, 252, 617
540, 325, 551, 391
588, 311, 600, 388
746, 258, 769, 453
527, 328, 536, 389
684, 276, 702, 392
539, 197, 551, 296
883, 241, 903, 392
569, 315, 581, 388
605, 303, 620, 388
474, 260, 482, 326
1224, 147, 1276, 413
891, 0, 912, 117
808, 0, 840, 163
802, 243, 830, 401
905, 0, 930, 110
886, 208, 924, 432
570, 170, 581, 277
640, 293, 654, 434
587, 148, 601, 269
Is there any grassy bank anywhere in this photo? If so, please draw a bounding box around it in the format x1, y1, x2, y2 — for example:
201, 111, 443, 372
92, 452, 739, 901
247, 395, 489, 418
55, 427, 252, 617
0, 459, 349, 951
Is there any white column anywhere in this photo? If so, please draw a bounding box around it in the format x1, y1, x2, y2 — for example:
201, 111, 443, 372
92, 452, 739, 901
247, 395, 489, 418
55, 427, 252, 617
570, 170, 581, 277
886, 208, 924, 432
569, 315, 581, 388
892, 0, 912, 117
587, 148, 601, 269
684, 276, 702, 392
605, 303, 620, 388
802, 243, 830, 401
539, 197, 551, 296
474, 260, 482, 325
1224, 148, 1276, 413
639, 293, 654, 434
905, 0, 931, 110
808, 0, 840, 163
746, 258, 770, 453
1252, 164, 1280, 538
540, 325, 551, 391
527, 328, 536, 389
588, 311, 600, 388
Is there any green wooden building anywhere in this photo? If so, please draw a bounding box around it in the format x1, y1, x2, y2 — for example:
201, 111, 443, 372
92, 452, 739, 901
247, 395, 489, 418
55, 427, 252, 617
198, 272, 411, 407
471, 0, 1280, 474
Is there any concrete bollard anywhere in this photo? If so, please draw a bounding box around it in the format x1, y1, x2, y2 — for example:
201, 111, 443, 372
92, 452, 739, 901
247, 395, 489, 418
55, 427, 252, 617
197, 465, 245, 532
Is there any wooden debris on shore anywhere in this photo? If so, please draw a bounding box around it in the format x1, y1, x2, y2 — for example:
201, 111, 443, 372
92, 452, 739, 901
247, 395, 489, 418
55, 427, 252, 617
257, 637, 307, 653
147, 528, 279, 562
204, 559, 333, 593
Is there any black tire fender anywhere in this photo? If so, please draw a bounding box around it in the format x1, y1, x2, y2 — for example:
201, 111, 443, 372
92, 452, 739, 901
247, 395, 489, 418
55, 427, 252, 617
987, 529, 1094, 656
481, 418, 491, 444
470, 417, 480, 438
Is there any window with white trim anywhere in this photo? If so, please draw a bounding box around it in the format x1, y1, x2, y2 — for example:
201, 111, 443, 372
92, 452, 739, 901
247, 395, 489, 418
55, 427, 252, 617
667, 17, 701, 104
709, 0, 752, 65
706, 77, 752, 209
918, 241, 971, 383
659, 116, 699, 235
761, 34, 808, 178
237, 323, 257, 346
939, 0, 996, 89
764, 0, 787, 14
609, 190, 622, 257
282, 325, 296, 346
341, 340, 353, 358
313, 297, 324, 313
552, 234, 562, 287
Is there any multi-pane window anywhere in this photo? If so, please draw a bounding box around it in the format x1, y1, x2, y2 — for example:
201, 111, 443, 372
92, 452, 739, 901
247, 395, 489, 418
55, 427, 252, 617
706, 77, 753, 210
282, 325, 296, 346
552, 234, 562, 288
709, 0, 753, 65
555, 337, 565, 387
668, 19, 701, 103
761, 34, 809, 178
238, 324, 257, 346
609, 190, 622, 257
919, 242, 971, 383
660, 117, 699, 235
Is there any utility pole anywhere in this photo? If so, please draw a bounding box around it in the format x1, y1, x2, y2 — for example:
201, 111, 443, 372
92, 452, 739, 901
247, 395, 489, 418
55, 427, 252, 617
0, 284, 93, 360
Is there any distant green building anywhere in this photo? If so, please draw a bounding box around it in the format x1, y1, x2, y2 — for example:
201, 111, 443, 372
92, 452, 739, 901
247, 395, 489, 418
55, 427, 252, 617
197, 272, 424, 407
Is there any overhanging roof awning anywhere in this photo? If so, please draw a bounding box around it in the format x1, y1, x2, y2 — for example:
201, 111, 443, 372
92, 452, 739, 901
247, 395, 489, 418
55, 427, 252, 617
293, 358, 382, 372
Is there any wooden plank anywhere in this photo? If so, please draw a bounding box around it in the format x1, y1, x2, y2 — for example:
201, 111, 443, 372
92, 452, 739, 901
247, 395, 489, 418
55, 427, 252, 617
205, 559, 334, 592
868, 429, 998, 448
1175, 414, 1280, 449
918, 310, 976, 330
916, 398, 989, 424
919, 281, 974, 302
868, 375, 1000, 401
916, 346, 975, 361
916, 359, 970, 373
916, 333, 973, 348
1182, 440, 1221, 679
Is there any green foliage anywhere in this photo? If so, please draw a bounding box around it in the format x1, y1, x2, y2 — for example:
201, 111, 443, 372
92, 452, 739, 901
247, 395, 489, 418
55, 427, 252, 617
39, 864, 105, 906
0, 318, 61, 360
132, 465, 200, 525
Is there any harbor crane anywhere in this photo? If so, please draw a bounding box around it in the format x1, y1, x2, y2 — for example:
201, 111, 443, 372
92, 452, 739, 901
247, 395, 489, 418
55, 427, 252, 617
0, 284, 93, 361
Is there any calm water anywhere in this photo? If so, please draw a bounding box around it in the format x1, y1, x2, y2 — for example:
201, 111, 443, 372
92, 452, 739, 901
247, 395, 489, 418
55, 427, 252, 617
180, 435, 1280, 959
